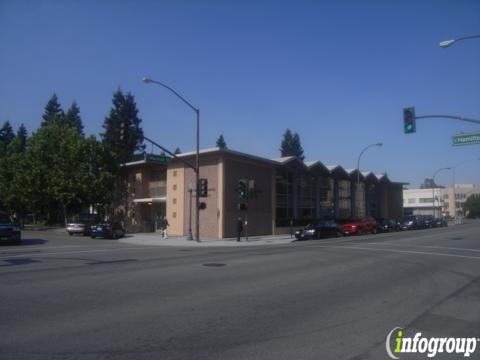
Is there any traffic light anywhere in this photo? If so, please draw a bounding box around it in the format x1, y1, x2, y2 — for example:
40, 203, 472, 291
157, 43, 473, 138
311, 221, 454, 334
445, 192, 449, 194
403, 107, 416, 134
238, 179, 248, 199
199, 178, 208, 197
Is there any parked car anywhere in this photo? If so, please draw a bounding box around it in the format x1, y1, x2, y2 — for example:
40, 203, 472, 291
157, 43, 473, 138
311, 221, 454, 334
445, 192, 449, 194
422, 215, 435, 228
401, 215, 426, 230
66, 214, 101, 236
339, 217, 377, 236
0, 211, 21, 245
295, 220, 341, 240
376, 218, 400, 232
90, 222, 125, 239
434, 217, 448, 227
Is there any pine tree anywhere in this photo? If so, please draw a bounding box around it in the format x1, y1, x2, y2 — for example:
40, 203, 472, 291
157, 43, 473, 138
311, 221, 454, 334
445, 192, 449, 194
291, 132, 305, 161
7, 124, 28, 154
174, 147, 181, 155
16, 124, 28, 151
279, 129, 304, 160
41, 94, 65, 128
0, 121, 15, 146
216, 134, 227, 149
101, 89, 145, 164
65, 101, 84, 136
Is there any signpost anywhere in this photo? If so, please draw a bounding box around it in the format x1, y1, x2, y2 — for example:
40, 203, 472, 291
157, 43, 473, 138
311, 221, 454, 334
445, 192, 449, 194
452, 132, 480, 146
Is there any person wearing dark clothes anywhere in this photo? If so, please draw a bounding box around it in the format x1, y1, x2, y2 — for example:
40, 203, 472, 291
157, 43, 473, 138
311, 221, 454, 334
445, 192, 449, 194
236, 217, 243, 242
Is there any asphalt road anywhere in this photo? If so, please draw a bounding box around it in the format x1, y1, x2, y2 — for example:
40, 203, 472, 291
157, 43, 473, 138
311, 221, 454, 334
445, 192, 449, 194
1, 222, 480, 360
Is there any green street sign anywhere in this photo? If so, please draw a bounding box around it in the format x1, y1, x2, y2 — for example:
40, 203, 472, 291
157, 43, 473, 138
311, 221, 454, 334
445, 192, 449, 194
452, 132, 480, 146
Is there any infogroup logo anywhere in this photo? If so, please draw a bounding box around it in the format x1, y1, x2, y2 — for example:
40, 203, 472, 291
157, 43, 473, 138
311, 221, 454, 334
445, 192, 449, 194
385, 327, 479, 359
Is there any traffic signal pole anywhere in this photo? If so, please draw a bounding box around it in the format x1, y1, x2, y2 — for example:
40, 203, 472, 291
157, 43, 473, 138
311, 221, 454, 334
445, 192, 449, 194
415, 115, 480, 125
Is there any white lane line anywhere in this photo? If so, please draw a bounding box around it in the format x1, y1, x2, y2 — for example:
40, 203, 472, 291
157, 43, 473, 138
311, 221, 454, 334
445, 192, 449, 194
358, 243, 480, 253
0, 246, 160, 260
315, 244, 480, 260
0, 244, 120, 253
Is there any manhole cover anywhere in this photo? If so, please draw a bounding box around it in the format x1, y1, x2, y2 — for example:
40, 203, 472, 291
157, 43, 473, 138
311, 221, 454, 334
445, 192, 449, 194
202, 263, 226, 267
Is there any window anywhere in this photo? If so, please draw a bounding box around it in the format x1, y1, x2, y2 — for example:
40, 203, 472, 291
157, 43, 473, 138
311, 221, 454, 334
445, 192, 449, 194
173, 184, 177, 191
408, 198, 416, 204
173, 170, 177, 177
172, 212, 176, 219
443, 194, 449, 199
173, 198, 177, 205
419, 198, 433, 203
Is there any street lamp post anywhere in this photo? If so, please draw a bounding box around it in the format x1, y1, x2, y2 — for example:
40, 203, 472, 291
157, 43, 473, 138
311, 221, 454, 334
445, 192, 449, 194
143, 77, 201, 242
356, 143, 383, 216
432, 167, 451, 218
439, 35, 480, 48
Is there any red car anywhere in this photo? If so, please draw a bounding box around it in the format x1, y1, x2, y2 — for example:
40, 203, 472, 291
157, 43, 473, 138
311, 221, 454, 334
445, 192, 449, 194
339, 217, 377, 236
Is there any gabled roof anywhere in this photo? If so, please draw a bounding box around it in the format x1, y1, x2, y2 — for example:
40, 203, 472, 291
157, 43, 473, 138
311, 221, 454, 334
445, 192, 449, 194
272, 156, 308, 171
326, 165, 350, 179
304, 160, 330, 175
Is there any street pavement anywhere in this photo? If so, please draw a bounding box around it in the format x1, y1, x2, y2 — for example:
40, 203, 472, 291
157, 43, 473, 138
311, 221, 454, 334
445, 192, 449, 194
0, 221, 479, 359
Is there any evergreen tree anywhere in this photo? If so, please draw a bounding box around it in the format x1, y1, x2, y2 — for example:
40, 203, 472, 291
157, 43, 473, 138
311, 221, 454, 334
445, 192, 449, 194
280, 129, 305, 160
174, 147, 181, 155
7, 124, 28, 155
65, 101, 84, 136
291, 132, 305, 161
101, 89, 145, 164
41, 94, 65, 128
216, 134, 227, 149
0, 121, 15, 146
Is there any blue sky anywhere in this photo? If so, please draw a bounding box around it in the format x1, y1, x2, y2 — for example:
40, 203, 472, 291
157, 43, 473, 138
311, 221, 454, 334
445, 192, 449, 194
1, 0, 479, 188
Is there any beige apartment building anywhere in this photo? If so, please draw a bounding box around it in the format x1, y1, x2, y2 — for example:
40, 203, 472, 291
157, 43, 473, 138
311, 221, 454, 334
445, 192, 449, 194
116, 148, 404, 239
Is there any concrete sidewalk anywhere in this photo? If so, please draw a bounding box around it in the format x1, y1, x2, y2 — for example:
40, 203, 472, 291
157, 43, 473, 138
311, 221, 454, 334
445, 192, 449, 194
119, 232, 296, 247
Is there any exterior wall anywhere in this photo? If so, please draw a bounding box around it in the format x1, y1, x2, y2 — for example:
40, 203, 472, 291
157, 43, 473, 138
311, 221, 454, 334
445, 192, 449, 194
179, 155, 221, 239
387, 183, 404, 221
166, 163, 185, 236
403, 188, 446, 216
223, 156, 275, 238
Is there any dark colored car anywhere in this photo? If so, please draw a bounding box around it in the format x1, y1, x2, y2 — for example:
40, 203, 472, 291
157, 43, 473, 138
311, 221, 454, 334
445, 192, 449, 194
0, 211, 21, 245
376, 218, 400, 232
401, 215, 426, 230
90, 222, 125, 239
434, 217, 448, 227
339, 217, 377, 236
295, 220, 341, 240
66, 214, 101, 236
423, 215, 435, 228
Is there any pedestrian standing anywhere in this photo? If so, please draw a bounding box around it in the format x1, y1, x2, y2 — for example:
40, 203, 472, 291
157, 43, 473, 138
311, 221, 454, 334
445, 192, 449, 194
236, 217, 243, 242
162, 216, 169, 239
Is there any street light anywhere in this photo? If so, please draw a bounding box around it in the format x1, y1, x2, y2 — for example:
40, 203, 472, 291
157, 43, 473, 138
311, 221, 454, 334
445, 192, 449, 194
439, 35, 480, 48
356, 142, 383, 216
451, 158, 480, 224
142, 77, 201, 242
432, 167, 451, 218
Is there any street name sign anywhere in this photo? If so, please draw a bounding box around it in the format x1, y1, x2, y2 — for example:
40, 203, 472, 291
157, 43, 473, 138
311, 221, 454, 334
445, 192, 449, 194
452, 132, 480, 146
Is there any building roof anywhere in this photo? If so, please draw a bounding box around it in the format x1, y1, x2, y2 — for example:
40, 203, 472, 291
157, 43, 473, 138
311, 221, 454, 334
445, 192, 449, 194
170, 147, 400, 183
175, 147, 278, 166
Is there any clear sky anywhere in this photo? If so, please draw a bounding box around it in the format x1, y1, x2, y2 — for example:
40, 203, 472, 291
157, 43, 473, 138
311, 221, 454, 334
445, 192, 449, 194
1, 0, 479, 188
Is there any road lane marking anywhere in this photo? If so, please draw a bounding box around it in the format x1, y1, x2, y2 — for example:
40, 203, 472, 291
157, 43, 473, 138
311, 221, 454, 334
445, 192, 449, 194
314, 245, 480, 260
0, 246, 161, 260
359, 243, 480, 253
